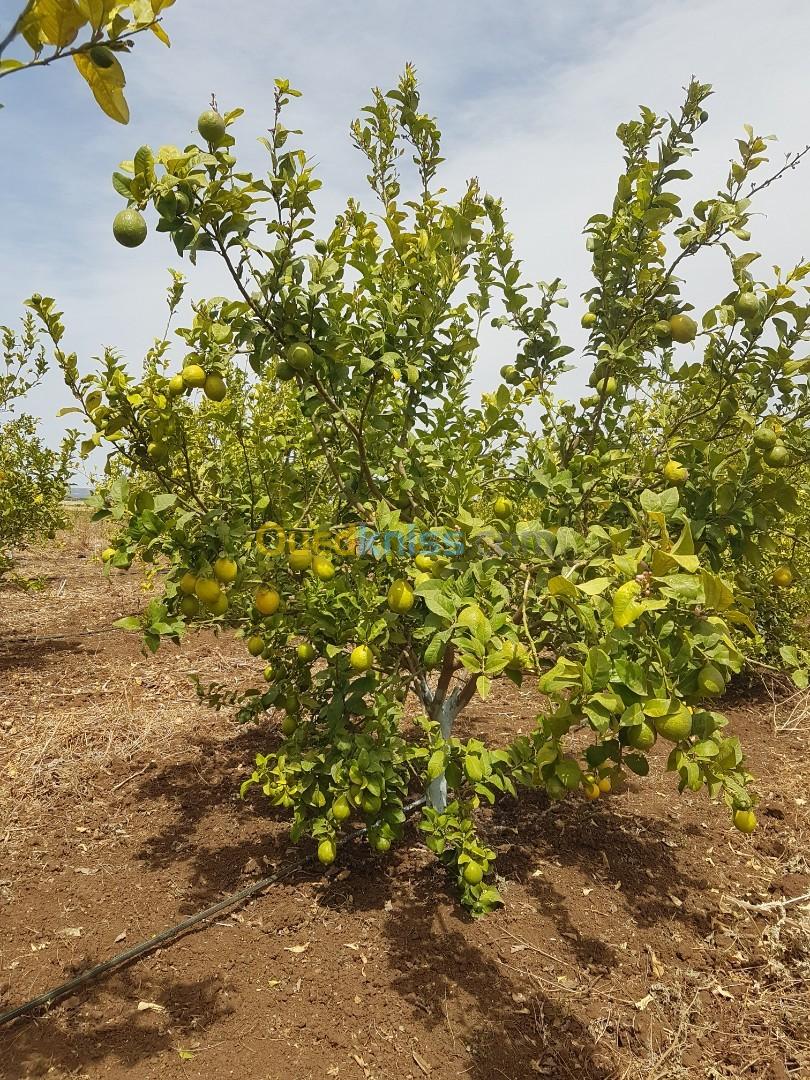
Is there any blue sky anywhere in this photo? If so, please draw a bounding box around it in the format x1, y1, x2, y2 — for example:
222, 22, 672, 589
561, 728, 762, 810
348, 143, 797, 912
2, 0, 810, 483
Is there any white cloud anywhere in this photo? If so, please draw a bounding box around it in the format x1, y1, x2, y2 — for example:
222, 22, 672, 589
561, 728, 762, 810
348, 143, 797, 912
2, 0, 809, 462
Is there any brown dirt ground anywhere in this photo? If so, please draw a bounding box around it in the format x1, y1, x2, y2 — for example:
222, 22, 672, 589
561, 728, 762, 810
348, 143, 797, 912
1, 513, 809, 1080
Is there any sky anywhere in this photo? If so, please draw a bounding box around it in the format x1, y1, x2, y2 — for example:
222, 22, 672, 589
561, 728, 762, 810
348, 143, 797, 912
2, 0, 809, 484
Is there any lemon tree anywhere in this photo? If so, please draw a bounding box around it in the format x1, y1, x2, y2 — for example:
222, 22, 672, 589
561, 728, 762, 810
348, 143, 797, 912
0, 1, 178, 123
34, 71, 810, 913
0, 314, 72, 571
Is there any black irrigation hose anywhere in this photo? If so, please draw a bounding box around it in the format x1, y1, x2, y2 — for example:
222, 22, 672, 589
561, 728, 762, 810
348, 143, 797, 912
0, 627, 118, 648
0, 795, 427, 1027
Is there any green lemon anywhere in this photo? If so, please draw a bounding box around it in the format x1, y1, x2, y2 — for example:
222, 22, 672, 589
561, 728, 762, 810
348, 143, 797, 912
113, 209, 147, 249
668, 314, 697, 343
198, 109, 226, 144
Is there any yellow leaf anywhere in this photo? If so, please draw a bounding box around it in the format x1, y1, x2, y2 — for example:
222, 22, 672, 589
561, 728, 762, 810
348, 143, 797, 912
150, 21, 171, 46
32, 0, 87, 47
612, 580, 643, 629
548, 574, 578, 599
74, 52, 130, 124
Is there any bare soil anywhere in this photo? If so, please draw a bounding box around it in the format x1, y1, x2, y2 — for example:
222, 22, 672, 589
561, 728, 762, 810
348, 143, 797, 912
1, 515, 808, 1079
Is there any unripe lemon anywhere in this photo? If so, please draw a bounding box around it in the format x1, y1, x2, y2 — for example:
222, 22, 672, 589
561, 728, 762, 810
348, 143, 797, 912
627, 721, 657, 751
668, 314, 697, 343
195, 578, 222, 606
414, 553, 435, 573
204, 374, 227, 402
180, 595, 200, 618
312, 554, 335, 581
463, 862, 483, 885
350, 645, 373, 672
182, 363, 207, 389
167, 374, 185, 397
255, 586, 281, 616
198, 109, 226, 144
263, 665, 276, 682
247, 635, 265, 657
596, 376, 618, 396
764, 444, 790, 469
697, 663, 725, 696
289, 548, 312, 572
663, 460, 689, 485
213, 557, 238, 584
493, 496, 513, 519
371, 834, 391, 853
753, 426, 777, 450
735, 292, 760, 320
317, 839, 336, 865
101, 547, 116, 562
546, 775, 566, 800
581, 311, 597, 329
772, 565, 793, 588
733, 809, 757, 834
297, 641, 317, 662
655, 707, 692, 742
387, 579, 415, 614
653, 319, 672, 339
113, 208, 147, 248
287, 342, 314, 371
281, 713, 298, 737
333, 795, 351, 821
209, 592, 229, 616
179, 571, 198, 595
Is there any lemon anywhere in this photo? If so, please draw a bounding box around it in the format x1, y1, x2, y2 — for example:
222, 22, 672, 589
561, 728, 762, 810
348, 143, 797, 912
113, 209, 147, 249
735, 292, 760, 320
195, 578, 222, 606
297, 641, 317, 662
669, 314, 698, 343
493, 496, 513, 519
213, 557, 238, 584
281, 714, 298, 737
247, 635, 265, 657
663, 460, 688, 485
289, 548, 312, 572
317, 839, 336, 865
387, 579, 415, 614
167, 374, 185, 397
333, 795, 351, 821
209, 592, 229, 616
255, 586, 281, 615
350, 645, 373, 672
697, 663, 725, 696
627, 721, 657, 751
182, 364, 207, 389
287, 342, 314, 371
733, 809, 757, 833
198, 109, 226, 144
463, 862, 483, 885
581, 311, 597, 328
655, 706, 692, 742
312, 554, 335, 581
179, 571, 198, 595
772, 565, 793, 588
204, 374, 227, 402
180, 595, 200, 618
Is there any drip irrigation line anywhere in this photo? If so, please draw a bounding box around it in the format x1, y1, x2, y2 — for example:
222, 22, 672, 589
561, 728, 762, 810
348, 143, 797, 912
0, 627, 120, 648
0, 795, 426, 1027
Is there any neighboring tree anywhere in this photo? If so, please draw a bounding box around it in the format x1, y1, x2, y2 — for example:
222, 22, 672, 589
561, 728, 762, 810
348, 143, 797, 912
0, 313, 72, 570
33, 70, 809, 911
0, 0, 177, 123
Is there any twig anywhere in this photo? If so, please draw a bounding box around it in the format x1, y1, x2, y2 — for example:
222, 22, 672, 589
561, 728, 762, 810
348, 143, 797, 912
729, 890, 810, 913
111, 762, 152, 793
